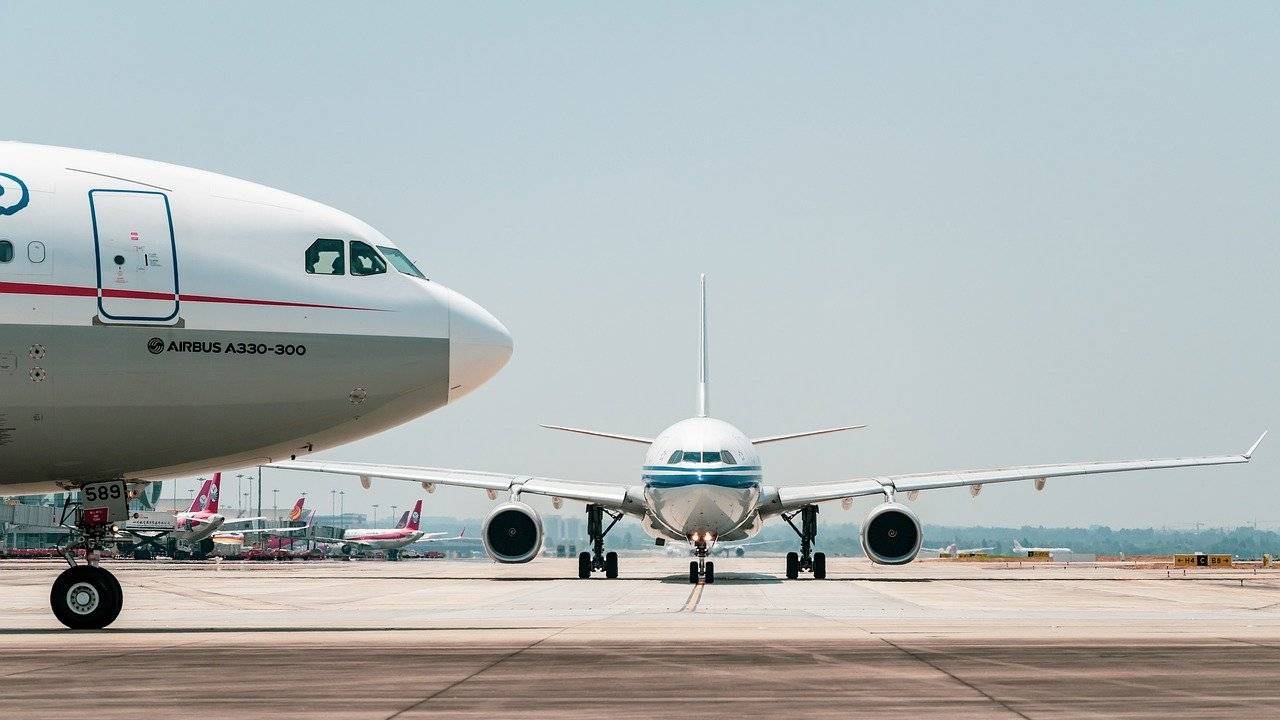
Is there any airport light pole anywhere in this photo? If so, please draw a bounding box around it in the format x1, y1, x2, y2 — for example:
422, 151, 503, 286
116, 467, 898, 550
373, 503, 379, 526
273, 489, 278, 519
330, 490, 336, 522
256, 466, 262, 520
339, 490, 346, 529
391, 505, 398, 527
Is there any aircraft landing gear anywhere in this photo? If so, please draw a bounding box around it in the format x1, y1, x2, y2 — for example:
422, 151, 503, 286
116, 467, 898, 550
50, 502, 124, 629
689, 541, 715, 584
578, 504, 622, 579
782, 504, 826, 580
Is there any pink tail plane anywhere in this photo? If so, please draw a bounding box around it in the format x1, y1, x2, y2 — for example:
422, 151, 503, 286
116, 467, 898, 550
406, 499, 422, 531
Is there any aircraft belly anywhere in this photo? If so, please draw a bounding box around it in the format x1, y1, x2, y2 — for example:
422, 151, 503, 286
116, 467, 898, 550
647, 484, 757, 538
0, 324, 448, 488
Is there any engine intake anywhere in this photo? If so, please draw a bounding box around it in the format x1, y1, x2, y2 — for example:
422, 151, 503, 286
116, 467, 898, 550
482, 502, 543, 563
860, 502, 922, 565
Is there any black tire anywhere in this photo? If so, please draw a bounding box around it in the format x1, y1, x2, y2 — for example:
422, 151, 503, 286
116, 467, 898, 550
786, 552, 800, 580
99, 569, 124, 627
705, 561, 715, 584
50, 566, 121, 630
604, 551, 618, 579
689, 561, 699, 584
578, 551, 591, 579
813, 552, 827, 580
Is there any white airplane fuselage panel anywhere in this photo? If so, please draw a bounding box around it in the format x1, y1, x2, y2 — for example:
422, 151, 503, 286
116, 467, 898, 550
0, 142, 511, 493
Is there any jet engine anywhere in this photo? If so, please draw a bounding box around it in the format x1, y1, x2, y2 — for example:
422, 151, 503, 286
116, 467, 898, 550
482, 502, 543, 563
860, 502, 922, 565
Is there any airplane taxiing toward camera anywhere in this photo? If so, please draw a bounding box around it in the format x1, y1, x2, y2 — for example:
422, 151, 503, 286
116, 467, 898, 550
273, 275, 1266, 585
0, 142, 512, 628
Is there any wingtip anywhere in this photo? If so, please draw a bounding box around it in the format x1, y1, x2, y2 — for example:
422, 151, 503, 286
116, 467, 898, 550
1245, 430, 1268, 460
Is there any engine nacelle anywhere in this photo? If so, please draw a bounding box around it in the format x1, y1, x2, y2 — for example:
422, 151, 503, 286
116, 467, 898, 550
860, 502, 923, 565
482, 501, 543, 563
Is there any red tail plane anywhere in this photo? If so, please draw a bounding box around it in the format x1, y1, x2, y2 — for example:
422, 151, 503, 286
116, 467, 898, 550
406, 499, 422, 531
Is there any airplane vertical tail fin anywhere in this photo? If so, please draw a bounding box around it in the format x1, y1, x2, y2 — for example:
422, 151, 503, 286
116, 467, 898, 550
1012, 540, 1024, 553
395, 510, 410, 529
697, 273, 709, 418
190, 474, 218, 513
207, 473, 221, 513
288, 496, 306, 522
406, 499, 422, 531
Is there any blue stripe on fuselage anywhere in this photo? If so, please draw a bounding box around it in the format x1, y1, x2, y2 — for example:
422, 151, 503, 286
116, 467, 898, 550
643, 471, 761, 489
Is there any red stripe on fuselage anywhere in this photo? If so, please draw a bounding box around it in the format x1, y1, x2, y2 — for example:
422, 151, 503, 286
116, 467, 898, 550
0, 281, 97, 297
0, 281, 383, 312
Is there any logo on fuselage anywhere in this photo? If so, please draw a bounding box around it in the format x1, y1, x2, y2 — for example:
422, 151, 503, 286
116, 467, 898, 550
0, 173, 30, 216
147, 338, 165, 354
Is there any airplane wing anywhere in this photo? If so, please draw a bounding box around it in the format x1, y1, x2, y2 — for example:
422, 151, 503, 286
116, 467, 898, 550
267, 460, 638, 512
218, 516, 269, 530
770, 432, 1266, 512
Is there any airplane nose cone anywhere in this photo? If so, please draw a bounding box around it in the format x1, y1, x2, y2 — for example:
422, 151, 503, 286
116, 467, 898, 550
446, 288, 513, 402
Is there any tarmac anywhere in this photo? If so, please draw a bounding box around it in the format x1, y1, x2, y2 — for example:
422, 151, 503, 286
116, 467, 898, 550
2, 555, 1279, 719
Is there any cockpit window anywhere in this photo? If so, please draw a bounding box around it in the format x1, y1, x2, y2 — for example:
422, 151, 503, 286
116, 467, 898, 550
720, 451, 737, 464
305, 238, 344, 275
667, 451, 682, 464
350, 241, 387, 276
681, 451, 724, 463
377, 245, 427, 280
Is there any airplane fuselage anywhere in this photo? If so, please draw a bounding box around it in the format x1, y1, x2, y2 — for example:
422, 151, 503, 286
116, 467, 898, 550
640, 417, 766, 544
0, 142, 511, 494
339, 528, 426, 551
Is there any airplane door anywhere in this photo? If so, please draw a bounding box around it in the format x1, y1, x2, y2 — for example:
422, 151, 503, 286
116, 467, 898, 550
89, 189, 179, 322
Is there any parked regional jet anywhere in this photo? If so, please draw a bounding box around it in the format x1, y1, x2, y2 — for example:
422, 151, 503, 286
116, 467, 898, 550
314, 499, 457, 558
272, 275, 1265, 585
175, 473, 275, 542
0, 142, 512, 628
1012, 540, 1072, 555
922, 543, 996, 558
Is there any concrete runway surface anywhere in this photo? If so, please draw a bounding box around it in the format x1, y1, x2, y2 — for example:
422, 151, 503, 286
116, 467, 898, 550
2, 556, 1279, 719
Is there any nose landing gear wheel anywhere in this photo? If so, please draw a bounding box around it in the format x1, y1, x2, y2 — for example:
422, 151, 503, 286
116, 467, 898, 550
785, 551, 800, 579
813, 552, 827, 580
578, 552, 592, 579
689, 561, 699, 584
604, 551, 618, 579
51, 566, 122, 630
704, 561, 715, 584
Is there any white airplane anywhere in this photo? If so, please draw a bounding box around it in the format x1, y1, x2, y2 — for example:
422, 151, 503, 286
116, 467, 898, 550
313, 499, 454, 557
0, 142, 512, 628
922, 543, 996, 558
272, 275, 1265, 585
1012, 540, 1072, 555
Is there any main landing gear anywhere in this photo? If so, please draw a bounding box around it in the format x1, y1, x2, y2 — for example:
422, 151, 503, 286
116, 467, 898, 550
782, 504, 826, 580
689, 539, 715, 584
50, 503, 124, 629
578, 504, 622, 579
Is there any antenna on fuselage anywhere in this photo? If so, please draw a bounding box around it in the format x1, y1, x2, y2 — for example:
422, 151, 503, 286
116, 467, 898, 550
697, 273, 709, 418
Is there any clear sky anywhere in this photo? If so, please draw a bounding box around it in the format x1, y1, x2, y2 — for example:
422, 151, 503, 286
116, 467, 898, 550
4, 2, 1277, 528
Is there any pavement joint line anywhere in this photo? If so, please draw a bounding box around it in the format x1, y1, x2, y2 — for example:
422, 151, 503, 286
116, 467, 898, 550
379, 608, 631, 719
382, 629, 566, 719
876, 636, 1033, 720
896, 639, 1265, 712
0, 636, 209, 679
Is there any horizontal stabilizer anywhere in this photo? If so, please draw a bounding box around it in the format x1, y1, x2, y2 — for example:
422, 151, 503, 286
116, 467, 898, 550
750, 425, 867, 445
540, 424, 654, 444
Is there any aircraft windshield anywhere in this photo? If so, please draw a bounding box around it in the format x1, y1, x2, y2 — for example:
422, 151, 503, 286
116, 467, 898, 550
377, 245, 427, 280
682, 451, 726, 463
